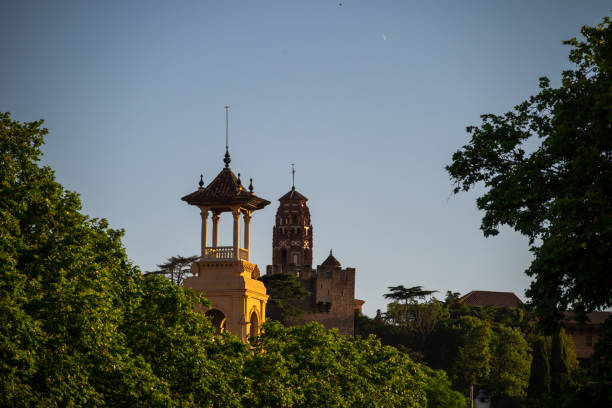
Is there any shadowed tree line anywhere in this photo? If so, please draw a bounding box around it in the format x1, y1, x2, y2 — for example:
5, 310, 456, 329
356, 289, 582, 408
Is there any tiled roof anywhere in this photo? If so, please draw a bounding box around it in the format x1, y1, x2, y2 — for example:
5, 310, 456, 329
182, 167, 270, 211
321, 250, 341, 267
279, 187, 308, 202
460, 291, 524, 308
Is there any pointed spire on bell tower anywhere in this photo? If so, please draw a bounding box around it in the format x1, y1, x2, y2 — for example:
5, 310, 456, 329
291, 163, 295, 190
223, 105, 231, 168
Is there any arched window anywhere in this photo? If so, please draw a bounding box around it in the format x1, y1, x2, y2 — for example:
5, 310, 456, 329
205, 309, 226, 334
249, 311, 259, 338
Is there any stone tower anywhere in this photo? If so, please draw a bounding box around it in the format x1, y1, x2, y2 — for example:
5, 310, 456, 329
271, 186, 313, 272
181, 109, 270, 342
266, 183, 361, 336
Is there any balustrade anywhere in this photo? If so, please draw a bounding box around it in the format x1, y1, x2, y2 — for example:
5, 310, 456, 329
203, 246, 249, 261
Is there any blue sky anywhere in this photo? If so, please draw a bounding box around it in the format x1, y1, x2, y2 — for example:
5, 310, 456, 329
2, 1, 610, 316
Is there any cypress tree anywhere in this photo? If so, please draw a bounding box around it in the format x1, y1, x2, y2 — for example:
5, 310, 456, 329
527, 337, 550, 398
550, 330, 570, 396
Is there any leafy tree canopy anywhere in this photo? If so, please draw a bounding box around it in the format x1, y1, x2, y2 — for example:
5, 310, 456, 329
446, 17, 612, 329
0, 112, 248, 407
249, 321, 465, 408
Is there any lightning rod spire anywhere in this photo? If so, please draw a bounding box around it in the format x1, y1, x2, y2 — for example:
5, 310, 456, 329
223, 105, 231, 168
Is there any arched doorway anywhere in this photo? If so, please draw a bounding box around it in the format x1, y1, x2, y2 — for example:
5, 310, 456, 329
249, 311, 259, 338
205, 309, 226, 334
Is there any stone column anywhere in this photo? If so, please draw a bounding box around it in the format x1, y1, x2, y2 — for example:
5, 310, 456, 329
243, 211, 251, 261
200, 209, 208, 257
212, 212, 220, 247
232, 208, 240, 259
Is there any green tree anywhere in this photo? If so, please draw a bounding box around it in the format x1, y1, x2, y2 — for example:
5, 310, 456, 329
259, 272, 309, 324
421, 365, 467, 408
487, 326, 531, 405
0, 112, 169, 406
447, 316, 491, 393
247, 321, 464, 408
446, 18, 612, 330
550, 330, 571, 397
569, 317, 612, 408
0, 113, 247, 407
527, 337, 551, 400
147, 254, 198, 284
384, 285, 437, 326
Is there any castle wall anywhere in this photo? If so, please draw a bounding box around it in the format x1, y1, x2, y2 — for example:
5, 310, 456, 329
264, 264, 357, 336
284, 266, 356, 336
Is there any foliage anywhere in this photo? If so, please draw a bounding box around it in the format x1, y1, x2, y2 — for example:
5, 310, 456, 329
527, 337, 551, 399
420, 365, 467, 408
566, 317, 612, 408
1, 112, 168, 406
384, 285, 438, 304
357, 287, 536, 405
259, 272, 310, 324
448, 316, 491, 392
446, 17, 612, 330
146, 254, 199, 284
550, 330, 571, 396
383, 285, 438, 332
248, 321, 464, 408
487, 326, 531, 405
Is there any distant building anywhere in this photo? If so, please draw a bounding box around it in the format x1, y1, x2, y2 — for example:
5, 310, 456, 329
460, 290, 610, 359
266, 185, 363, 336
564, 311, 611, 360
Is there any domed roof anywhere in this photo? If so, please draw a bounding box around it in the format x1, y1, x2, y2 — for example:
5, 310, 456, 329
321, 249, 341, 267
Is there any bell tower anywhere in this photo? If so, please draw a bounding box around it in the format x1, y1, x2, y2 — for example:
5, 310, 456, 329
181, 107, 270, 342
270, 170, 313, 273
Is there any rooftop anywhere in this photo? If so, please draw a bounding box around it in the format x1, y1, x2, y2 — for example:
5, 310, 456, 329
182, 167, 270, 212
460, 290, 524, 308
279, 186, 308, 202
321, 250, 341, 267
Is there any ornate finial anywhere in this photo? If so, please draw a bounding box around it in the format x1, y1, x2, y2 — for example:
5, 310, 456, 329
330, 249, 333, 256
224, 105, 231, 168
224, 149, 231, 168
237, 172, 241, 186
291, 163, 295, 190
198, 174, 204, 188
249, 178, 254, 193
